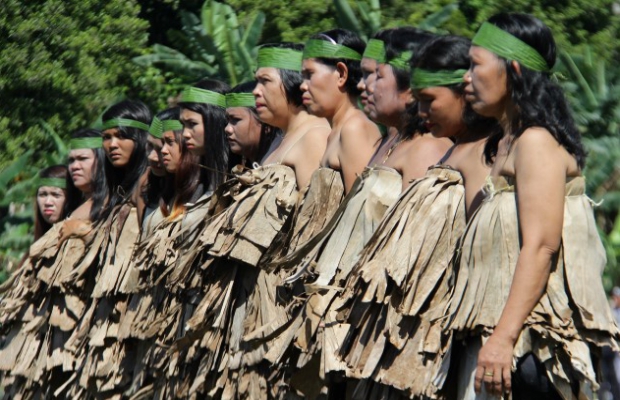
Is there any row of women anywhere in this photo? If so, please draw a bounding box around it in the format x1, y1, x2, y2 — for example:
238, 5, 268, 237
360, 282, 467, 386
1, 12, 618, 400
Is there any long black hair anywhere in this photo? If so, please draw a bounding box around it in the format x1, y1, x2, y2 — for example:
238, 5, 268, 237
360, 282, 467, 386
482, 13, 586, 168
66, 128, 109, 221
308, 28, 366, 97
229, 81, 281, 164
179, 78, 236, 191
414, 35, 500, 140
100, 99, 151, 219
378, 27, 436, 137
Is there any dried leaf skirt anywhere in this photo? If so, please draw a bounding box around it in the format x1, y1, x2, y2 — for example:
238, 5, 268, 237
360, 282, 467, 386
244, 167, 403, 398
58, 204, 142, 398
137, 164, 299, 399
0, 218, 100, 398
333, 165, 466, 399
449, 175, 620, 399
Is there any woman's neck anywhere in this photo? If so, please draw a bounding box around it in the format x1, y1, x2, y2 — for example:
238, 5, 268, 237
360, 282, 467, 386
329, 96, 357, 128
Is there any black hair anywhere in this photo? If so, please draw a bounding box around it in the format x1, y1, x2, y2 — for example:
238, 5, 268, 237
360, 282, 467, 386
179, 78, 237, 191
482, 13, 586, 168
156, 107, 202, 219
414, 35, 501, 142
101, 99, 151, 219
309, 28, 366, 96
257, 43, 305, 107
34, 165, 70, 240
229, 81, 281, 163
377, 27, 436, 137
144, 107, 181, 210
67, 128, 109, 221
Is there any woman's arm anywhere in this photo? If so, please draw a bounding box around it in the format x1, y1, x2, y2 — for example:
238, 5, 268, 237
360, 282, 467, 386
475, 128, 567, 396
339, 118, 380, 193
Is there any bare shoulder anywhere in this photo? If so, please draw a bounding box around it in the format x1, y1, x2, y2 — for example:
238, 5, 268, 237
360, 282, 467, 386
514, 127, 577, 169
340, 113, 381, 143
408, 134, 452, 155
516, 127, 561, 149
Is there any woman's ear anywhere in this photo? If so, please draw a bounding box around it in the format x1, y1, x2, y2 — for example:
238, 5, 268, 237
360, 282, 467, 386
401, 87, 414, 106
511, 60, 522, 76
336, 61, 349, 90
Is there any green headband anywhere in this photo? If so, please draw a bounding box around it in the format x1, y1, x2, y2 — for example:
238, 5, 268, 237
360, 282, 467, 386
69, 137, 102, 150
226, 93, 256, 108
363, 39, 386, 63
302, 39, 362, 61
387, 51, 413, 71
257, 47, 303, 72
101, 118, 150, 131
179, 87, 226, 108
38, 177, 66, 189
411, 68, 468, 89
149, 117, 183, 139
472, 22, 550, 72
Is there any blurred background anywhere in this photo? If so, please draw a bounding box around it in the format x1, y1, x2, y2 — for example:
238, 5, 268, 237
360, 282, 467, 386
0, 0, 619, 287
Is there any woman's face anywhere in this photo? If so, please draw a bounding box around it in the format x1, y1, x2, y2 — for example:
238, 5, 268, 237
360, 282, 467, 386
415, 86, 466, 139
180, 108, 205, 156
358, 57, 378, 116
300, 58, 340, 118
102, 128, 136, 168
37, 186, 66, 224
369, 63, 412, 126
161, 130, 182, 173
253, 67, 289, 128
464, 46, 509, 119
146, 135, 165, 177
68, 149, 96, 194
225, 107, 261, 160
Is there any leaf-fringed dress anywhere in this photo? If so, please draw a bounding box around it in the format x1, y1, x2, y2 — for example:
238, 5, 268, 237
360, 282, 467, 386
118, 192, 212, 397
58, 203, 141, 398
0, 216, 103, 399
332, 165, 465, 399
135, 164, 298, 400
199, 167, 347, 399
449, 175, 620, 400
243, 166, 402, 398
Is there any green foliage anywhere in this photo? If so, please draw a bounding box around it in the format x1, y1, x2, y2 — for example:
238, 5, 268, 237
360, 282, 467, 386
0, 123, 69, 275
134, 0, 265, 86
0, 0, 154, 170
457, 0, 619, 60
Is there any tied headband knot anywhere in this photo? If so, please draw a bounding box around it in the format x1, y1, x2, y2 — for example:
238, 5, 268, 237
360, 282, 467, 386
179, 87, 226, 108
303, 39, 362, 61
387, 50, 413, 71
257, 47, 303, 72
149, 117, 183, 139
363, 39, 386, 63
101, 118, 150, 132
226, 93, 256, 108
69, 137, 102, 150
411, 68, 468, 89
472, 22, 551, 72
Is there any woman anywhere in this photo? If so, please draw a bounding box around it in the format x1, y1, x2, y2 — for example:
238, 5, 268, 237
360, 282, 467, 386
226, 81, 280, 166
300, 28, 381, 193
252, 27, 450, 398
151, 44, 333, 399
34, 165, 69, 240
63, 100, 152, 397
448, 13, 619, 399
141, 108, 186, 235
0, 128, 107, 397
333, 34, 498, 399
64, 128, 108, 223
